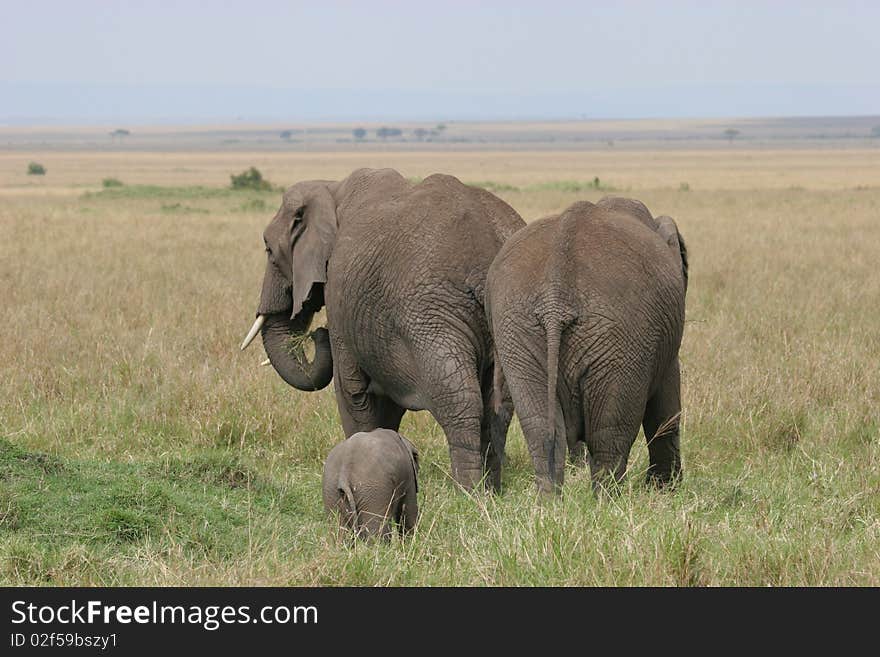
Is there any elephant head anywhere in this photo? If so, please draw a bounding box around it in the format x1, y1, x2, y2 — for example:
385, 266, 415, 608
240, 180, 339, 390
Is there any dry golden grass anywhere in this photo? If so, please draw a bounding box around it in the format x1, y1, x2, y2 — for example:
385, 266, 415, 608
3, 147, 880, 196
1, 141, 878, 585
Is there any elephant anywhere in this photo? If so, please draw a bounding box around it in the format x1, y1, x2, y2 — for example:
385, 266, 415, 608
485, 196, 688, 493
241, 168, 525, 490
322, 428, 419, 540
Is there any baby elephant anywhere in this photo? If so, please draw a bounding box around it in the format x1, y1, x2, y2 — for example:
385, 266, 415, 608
322, 428, 419, 540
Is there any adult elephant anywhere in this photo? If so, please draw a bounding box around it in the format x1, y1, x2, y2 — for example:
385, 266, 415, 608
241, 168, 525, 490
486, 197, 688, 493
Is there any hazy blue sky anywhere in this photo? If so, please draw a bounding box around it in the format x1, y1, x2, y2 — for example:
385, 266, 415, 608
3, 1, 879, 122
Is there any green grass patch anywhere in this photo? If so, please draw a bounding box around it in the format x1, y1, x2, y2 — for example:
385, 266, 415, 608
0, 438, 324, 584
528, 178, 616, 193
467, 180, 520, 193
236, 198, 270, 212
160, 202, 210, 215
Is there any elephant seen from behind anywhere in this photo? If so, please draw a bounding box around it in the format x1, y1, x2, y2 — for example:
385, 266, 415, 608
322, 429, 419, 540
486, 197, 689, 493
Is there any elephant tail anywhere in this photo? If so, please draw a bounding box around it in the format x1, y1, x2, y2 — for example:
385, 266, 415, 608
544, 314, 562, 485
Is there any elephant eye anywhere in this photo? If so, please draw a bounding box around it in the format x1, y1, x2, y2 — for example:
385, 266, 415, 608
293, 206, 305, 220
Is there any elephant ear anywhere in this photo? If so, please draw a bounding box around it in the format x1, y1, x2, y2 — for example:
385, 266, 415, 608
290, 184, 338, 319
398, 434, 420, 492
656, 215, 689, 291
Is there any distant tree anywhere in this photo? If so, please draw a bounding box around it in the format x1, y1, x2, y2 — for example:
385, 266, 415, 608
376, 126, 402, 140
413, 128, 429, 141
724, 128, 740, 143
280, 130, 293, 140
872, 125, 880, 138
353, 127, 367, 140
109, 129, 130, 143
27, 162, 46, 175
435, 123, 447, 132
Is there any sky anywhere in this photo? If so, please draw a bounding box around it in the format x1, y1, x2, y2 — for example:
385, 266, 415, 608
2, 0, 879, 122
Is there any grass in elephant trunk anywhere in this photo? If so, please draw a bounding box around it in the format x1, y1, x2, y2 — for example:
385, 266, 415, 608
285, 327, 320, 359
1, 146, 879, 585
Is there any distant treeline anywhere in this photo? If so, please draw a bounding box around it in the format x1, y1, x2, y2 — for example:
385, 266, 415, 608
280, 124, 448, 142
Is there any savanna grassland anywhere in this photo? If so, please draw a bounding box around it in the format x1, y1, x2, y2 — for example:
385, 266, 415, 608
1, 124, 879, 585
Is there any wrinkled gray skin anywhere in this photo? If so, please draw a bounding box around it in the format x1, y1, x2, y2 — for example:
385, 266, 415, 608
486, 197, 689, 493
322, 429, 419, 540
248, 168, 525, 490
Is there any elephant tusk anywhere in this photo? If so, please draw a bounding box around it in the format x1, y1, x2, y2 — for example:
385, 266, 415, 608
260, 358, 271, 366
240, 315, 266, 351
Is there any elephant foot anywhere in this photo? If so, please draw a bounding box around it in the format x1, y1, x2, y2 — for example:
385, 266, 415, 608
645, 464, 682, 490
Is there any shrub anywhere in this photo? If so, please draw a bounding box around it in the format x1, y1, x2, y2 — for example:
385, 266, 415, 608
679, 182, 690, 192
230, 167, 273, 191
102, 178, 124, 188
27, 162, 46, 175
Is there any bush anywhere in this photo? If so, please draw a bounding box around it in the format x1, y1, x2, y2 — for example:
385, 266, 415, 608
27, 162, 46, 176
102, 178, 124, 188
229, 167, 273, 191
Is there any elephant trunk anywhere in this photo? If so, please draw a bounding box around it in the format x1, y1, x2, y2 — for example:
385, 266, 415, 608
259, 311, 333, 391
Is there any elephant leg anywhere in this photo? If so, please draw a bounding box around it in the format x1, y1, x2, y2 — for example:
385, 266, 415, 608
434, 403, 484, 490
357, 506, 394, 541
503, 369, 566, 494
480, 363, 513, 493
493, 327, 566, 493
565, 398, 586, 467
332, 339, 405, 435
642, 360, 683, 488
584, 385, 644, 493
426, 369, 485, 490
